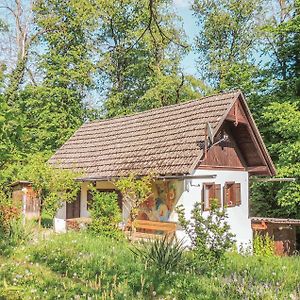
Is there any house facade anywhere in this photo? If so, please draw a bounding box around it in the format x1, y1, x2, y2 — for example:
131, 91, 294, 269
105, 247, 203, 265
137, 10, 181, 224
50, 91, 276, 247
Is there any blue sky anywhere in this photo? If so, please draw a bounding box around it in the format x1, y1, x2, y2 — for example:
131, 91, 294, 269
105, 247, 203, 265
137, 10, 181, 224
173, 0, 199, 76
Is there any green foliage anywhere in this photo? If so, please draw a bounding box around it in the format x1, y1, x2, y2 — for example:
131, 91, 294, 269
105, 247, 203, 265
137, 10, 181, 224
251, 100, 300, 218
192, 0, 262, 92
0, 198, 34, 255
97, 0, 203, 117
253, 233, 275, 257
88, 190, 123, 239
115, 173, 154, 222
0, 219, 35, 255
0, 202, 20, 236
177, 201, 235, 271
131, 236, 186, 272
15, 0, 97, 155
0, 232, 299, 299
17, 153, 81, 219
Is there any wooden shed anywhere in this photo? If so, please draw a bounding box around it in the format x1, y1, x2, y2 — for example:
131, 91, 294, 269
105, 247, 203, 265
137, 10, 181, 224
251, 217, 300, 255
10, 181, 40, 219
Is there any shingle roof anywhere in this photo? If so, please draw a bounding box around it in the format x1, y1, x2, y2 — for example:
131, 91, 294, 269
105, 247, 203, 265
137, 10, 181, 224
49, 91, 241, 179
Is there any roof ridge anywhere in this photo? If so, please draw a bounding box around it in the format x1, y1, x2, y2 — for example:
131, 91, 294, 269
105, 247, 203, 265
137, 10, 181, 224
86, 89, 241, 126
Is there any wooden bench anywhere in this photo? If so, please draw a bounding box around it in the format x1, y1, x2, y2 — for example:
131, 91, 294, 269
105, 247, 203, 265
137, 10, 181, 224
125, 219, 177, 240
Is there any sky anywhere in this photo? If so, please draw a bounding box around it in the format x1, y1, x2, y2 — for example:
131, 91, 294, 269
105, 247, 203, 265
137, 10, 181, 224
173, 0, 199, 76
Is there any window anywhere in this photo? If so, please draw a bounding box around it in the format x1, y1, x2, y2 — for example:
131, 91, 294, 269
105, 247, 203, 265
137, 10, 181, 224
224, 182, 241, 207
202, 183, 221, 211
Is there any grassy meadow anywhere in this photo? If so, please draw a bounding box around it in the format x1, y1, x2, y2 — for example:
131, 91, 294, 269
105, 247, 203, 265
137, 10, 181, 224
0, 232, 299, 300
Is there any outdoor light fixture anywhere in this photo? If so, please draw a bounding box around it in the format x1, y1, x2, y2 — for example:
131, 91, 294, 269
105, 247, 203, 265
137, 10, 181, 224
209, 132, 229, 148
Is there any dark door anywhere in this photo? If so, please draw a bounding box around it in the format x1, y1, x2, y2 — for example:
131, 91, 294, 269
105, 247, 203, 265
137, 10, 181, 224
66, 193, 81, 219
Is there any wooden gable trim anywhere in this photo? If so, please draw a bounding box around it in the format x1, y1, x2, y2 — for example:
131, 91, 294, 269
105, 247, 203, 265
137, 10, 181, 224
226, 101, 248, 125
238, 93, 276, 176
211, 92, 275, 176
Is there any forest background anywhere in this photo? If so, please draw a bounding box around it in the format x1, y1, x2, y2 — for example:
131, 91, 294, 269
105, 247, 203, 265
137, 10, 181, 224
0, 0, 299, 218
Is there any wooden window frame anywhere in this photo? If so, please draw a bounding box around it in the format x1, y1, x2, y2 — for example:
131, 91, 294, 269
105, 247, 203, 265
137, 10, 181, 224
223, 182, 241, 208
202, 182, 221, 211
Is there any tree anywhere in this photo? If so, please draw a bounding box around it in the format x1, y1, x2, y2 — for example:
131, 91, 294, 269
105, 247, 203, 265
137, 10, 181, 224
15, 0, 98, 154
250, 0, 300, 218
192, 0, 263, 93
17, 154, 81, 222
259, 0, 300, 96
96, 0, 203, 117
251, 101, 300, 218
0, 1, 32, 168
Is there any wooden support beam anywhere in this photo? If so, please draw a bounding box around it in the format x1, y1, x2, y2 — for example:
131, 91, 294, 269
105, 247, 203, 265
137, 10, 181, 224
247, 166, 268, 173
226, 114, 248, 124
250, 177, 296, 182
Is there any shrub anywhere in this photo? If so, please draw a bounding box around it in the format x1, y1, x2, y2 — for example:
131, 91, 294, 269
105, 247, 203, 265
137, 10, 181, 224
115, 173, 154, 222
253, 233, 275, 257
131, 235, 186, 272
16, 153, 81, 221
88, 190, 123, 239
0, 203, 20, 235
177, 200, 235, 272
0, 212, 34, 255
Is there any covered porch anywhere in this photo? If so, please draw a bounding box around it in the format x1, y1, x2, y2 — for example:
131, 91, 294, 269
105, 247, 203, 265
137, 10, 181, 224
55, 177, 185, 234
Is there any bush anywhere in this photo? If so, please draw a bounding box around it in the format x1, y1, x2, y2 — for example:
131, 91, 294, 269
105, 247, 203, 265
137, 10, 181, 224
0, 203, 20, 235
177, 200, 235, 272
253, 233, 275, 257
131, 236, 186, 272
0, 218, 34, 255
88, 190, 123, 239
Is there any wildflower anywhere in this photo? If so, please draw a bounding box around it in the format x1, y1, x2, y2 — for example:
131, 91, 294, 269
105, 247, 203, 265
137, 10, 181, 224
152, 291, 156, 296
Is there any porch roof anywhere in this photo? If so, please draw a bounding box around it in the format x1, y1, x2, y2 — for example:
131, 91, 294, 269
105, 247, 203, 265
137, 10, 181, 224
251, 217, 300, 225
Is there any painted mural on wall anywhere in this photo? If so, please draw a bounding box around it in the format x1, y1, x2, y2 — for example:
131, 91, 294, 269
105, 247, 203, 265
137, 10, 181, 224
137, 181, 177, 222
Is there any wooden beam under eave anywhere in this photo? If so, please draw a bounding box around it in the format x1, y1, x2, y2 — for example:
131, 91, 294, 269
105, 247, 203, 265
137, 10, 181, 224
247, 166, 269, 174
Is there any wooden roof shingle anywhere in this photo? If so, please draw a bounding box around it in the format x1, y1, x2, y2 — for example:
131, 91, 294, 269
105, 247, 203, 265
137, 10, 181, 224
49, 91, 241, 179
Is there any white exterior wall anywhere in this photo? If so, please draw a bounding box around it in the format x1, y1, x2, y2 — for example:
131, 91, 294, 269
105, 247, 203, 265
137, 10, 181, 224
54, 202, 67, 232
80, 182, 89, 218
174, 169, 252, 249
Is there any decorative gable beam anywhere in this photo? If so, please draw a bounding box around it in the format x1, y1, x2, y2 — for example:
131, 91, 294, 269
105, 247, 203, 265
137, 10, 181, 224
226, 101, 248, 125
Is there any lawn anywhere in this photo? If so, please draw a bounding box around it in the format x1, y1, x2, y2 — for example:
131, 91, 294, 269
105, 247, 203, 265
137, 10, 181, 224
0, 232, 299, 300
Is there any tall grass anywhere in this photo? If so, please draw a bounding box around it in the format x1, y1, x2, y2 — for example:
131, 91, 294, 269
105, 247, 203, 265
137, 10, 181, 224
0, 232, 299, 299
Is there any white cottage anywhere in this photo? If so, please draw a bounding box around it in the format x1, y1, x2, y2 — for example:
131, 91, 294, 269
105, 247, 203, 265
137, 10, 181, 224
50, 90, 276, 247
